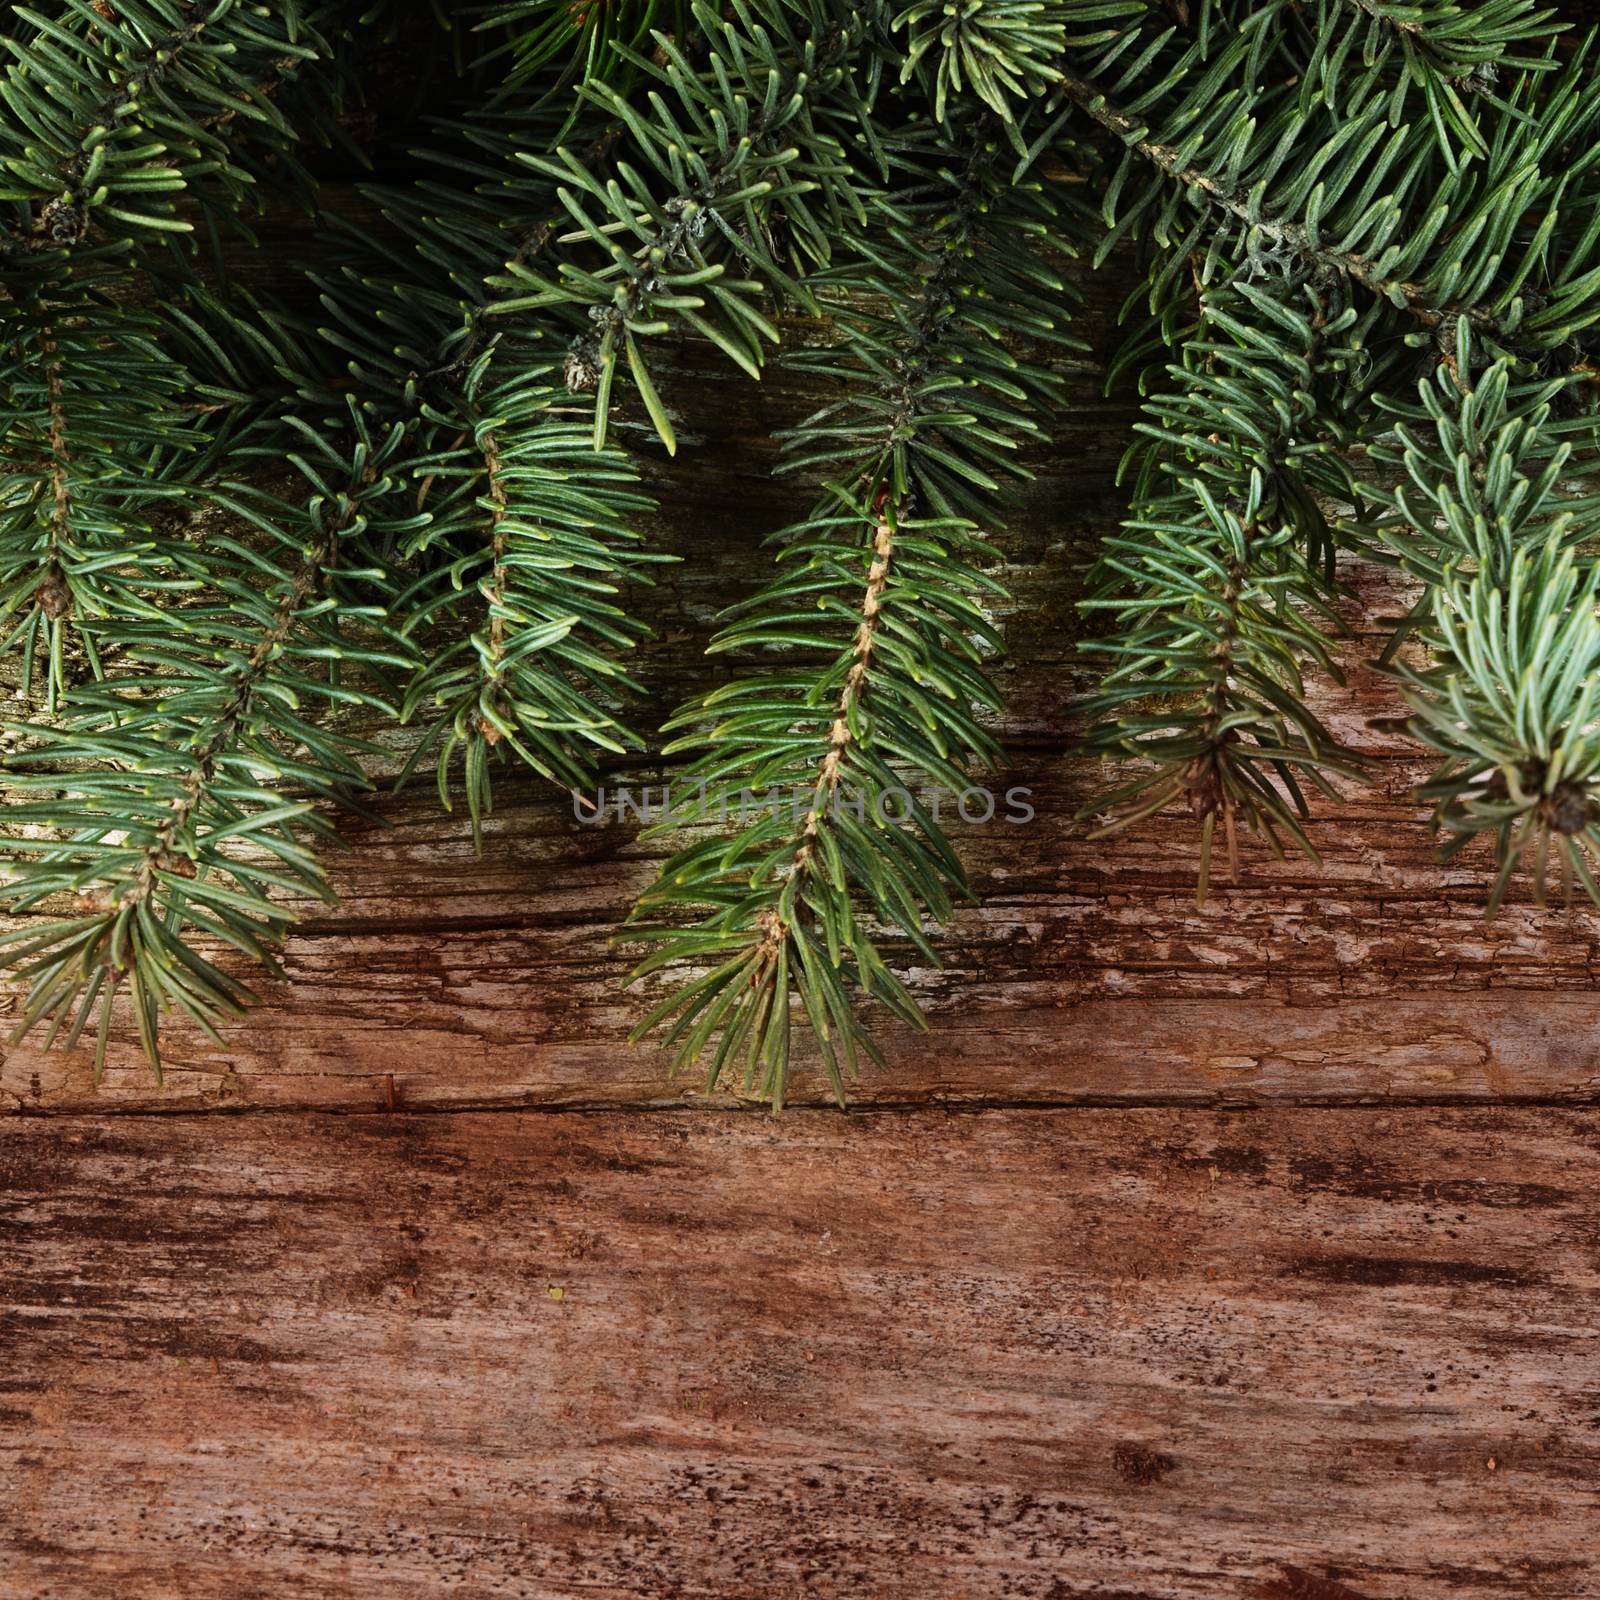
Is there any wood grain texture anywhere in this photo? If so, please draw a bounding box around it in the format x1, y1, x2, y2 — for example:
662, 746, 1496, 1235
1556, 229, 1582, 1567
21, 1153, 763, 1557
4, 1107, 1597, 1599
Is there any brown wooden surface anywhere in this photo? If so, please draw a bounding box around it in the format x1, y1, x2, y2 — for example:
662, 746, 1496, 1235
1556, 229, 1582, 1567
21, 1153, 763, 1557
5, 1107, 1599, 1600
5, 259, 1598, 1600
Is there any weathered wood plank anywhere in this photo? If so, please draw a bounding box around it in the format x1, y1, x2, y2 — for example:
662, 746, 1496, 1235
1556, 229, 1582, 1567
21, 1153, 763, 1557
9, 675, 1600, 1108
3, 1107, 1597, 1598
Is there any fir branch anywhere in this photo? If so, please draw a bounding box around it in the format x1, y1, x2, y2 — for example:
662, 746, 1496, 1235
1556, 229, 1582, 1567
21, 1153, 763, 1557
393, 368, 658, 842
0, 410, 420, 1079
1367, 339, 1585, 594
626, 119, 1081, 1104
1366, 323, 1600, 908
0, 282, 193, 707
1058, 64, 1493, 337
1079, 281, 1368, 897
478, 425, 514, 683
0, 0, 326, 260
486, 0, 890, 451
301, 108, 660, 836
1402, 535, 1600, 912
1059, 8, 1600, 364
35, 307, 74, 625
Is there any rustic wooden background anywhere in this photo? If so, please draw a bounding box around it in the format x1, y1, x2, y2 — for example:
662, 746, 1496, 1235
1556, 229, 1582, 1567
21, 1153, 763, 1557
4, 262, 1598, 1598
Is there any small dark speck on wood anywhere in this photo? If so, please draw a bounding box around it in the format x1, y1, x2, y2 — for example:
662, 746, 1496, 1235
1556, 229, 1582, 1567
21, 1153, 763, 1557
1112, 1440, 1176, 1484
1256, 1565, 1374, 1600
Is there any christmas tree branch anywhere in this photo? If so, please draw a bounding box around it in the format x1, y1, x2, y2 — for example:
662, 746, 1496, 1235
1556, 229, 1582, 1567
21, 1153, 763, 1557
1366, 323, 1600, 909
0, 0, 325, 259
626, 119, 1081, 1103
1, 283, 194, 706
487, 0, 890, 452
273, 106, 659, 830
394, 374, 657, 841
1080, 281, 1369, 897
1059, 64, 1496, 339
1060, 4, 1600, 368
0, 411, 417, 1078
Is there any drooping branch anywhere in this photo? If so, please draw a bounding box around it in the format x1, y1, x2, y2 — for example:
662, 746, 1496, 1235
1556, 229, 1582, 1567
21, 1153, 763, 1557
628, 114, 1080, 1102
